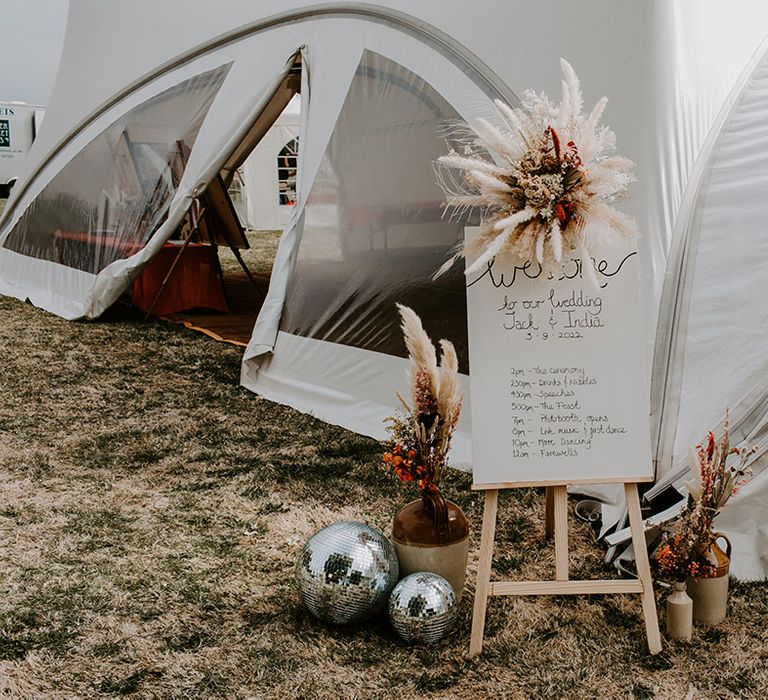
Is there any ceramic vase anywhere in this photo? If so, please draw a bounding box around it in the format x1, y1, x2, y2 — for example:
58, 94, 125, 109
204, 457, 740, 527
666, 581, 693, 641
391, 491, 470, 600
687, 533, 731, 625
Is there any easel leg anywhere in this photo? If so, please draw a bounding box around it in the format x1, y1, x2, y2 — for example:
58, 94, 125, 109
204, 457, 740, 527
469, 489, 499, 657
553, 485, 569, 581
625, 483, 662, 654
544, 487, 555, 540
219, 223, 261, 288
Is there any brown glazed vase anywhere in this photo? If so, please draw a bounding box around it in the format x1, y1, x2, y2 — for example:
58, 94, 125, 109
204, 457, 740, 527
687, 533, 732, 625
391, 491, 470, 600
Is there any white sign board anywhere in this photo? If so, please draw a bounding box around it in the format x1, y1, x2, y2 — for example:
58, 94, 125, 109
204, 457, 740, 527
465, 228, 653, 486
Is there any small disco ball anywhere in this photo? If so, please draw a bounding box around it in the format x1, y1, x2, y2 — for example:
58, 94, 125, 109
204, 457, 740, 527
295, 521, 399, 625
388, 572, 458, 644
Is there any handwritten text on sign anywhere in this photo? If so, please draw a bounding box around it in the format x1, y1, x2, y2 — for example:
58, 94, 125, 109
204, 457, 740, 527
465, 229, 653, 485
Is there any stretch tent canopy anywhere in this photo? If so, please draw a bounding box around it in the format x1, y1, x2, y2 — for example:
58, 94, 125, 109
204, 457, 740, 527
3, 1, 768, 578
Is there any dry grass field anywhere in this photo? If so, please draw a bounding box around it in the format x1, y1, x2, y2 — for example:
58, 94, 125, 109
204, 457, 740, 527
0, 199, 767, 698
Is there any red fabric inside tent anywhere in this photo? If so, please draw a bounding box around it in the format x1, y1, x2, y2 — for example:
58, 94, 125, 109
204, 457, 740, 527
131, 243, 229, 315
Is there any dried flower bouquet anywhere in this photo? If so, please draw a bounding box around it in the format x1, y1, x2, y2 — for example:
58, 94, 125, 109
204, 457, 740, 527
654, 416, 755, 582
382, 304, 463, 495
437, 59, 638, 283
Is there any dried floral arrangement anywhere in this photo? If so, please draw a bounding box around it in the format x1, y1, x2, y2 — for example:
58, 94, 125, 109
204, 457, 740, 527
654, 416, 755, 582
436, 59, 637, 283
382, 304, 463, 495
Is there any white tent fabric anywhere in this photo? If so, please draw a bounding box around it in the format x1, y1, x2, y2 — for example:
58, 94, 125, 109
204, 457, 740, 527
715, 468, 768, 580
239, 96, 300, 231
0, 21, 309, 317
653, 39, 768, 471
643, 34, 768, 579
3, 1, 768, 577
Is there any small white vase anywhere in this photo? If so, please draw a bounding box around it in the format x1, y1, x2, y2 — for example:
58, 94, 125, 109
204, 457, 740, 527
666, 581, 693, 641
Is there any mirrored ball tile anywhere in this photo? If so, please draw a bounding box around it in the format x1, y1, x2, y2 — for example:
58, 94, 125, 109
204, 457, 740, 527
388, 572, 458, 644
295, 521, 399, 625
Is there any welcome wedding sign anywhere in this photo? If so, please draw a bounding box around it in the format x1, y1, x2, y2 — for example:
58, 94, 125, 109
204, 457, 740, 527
464, 232, 653, 486
442, 59, 661, 659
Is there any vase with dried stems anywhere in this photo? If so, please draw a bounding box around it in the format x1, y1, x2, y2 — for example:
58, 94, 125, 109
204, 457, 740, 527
383, 304, 469, 599
653, 414, 755, 627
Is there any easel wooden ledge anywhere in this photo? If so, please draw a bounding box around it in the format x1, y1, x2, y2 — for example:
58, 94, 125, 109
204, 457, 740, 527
469, 477, 662, 657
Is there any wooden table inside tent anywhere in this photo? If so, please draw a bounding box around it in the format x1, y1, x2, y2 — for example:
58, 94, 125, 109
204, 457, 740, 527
131, 242, 229, 315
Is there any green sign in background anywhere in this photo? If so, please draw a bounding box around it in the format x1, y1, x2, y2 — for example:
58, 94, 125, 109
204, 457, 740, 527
0, 120, 9, 148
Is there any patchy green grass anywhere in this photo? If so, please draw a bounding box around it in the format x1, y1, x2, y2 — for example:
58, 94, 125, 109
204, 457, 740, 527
218, 229, 282, 277
0, 207, 767, 697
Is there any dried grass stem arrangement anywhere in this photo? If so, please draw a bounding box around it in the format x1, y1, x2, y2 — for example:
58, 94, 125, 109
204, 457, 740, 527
382, 304, 463, 495
654, 415, 755, 581
437, 59, 638, 284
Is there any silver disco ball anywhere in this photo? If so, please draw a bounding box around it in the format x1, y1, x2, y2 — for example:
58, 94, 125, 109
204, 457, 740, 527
295, 521, 399, 625
388, 572, 458, 644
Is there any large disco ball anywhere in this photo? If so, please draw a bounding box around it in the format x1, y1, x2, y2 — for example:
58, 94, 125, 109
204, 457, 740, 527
388, 572, 458, 644
295, 521, 399, 625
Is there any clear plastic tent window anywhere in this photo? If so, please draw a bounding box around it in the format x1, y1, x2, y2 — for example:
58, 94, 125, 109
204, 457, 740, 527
2, 64, 230, 274
278, 137, 299, 206
280, 50, 479, 372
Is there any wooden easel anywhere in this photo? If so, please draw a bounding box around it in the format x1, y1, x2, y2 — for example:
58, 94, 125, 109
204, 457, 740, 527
469, 480, 662, 657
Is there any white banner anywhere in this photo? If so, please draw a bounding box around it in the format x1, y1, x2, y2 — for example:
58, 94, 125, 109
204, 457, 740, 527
465, 228, 653, 486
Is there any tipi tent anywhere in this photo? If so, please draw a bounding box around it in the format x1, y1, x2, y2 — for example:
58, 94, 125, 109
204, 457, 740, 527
2, 1, 768, 578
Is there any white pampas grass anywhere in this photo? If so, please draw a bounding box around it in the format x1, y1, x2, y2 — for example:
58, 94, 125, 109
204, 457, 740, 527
471, 170, 514, 194
436, 339, 460, 420
473, 118, 519, 162
397, 303, 438, 406
432, 249, 463, 280
685, 445, 704, 501
397, 305, 463, 417
439, 153, 508, 177
558, 58, 583, 129
465, 224, 515, 276
579, 244, 600, 289
549, 220, 563, 261
492, 206, 537, 232
494, 99, 526, 141
535, 227, 545, 264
